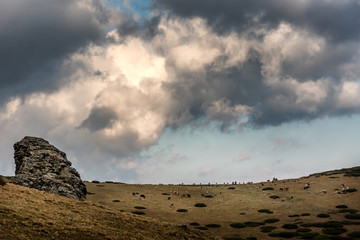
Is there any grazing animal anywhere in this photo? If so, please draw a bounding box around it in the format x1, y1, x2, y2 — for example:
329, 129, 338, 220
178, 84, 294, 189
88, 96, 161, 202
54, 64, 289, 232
168, 197, 171, 200
187, 193, 191, 198
304, 183, 310, 189
140, 194, 146, 199
284, 187, 289, 191
170, 203, 174, 208
280, 188, 284, 191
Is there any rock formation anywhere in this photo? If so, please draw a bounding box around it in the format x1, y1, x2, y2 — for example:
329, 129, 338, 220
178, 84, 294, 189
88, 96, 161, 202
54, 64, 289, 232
10, 136, 87, 200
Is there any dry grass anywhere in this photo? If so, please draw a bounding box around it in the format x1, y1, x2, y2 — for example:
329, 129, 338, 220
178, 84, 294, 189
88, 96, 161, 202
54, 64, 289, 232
86, 169, 360, 239
0, 183, 213, 240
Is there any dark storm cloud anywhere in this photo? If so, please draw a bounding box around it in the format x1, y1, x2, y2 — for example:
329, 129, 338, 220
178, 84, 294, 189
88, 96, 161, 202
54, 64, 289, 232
153, 0, 360, 42
79, 107, 118, 132
0, 0, 109, 104
147, 0, 360, 127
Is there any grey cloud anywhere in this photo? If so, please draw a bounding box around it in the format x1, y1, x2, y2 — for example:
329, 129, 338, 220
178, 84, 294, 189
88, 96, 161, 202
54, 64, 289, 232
153, 0, 360, 42
79, 107, 118, 132
0, 0, 109, 104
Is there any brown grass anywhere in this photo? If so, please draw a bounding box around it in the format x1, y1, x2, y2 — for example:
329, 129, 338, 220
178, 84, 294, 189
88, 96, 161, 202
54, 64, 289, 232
86, 170, 360, 239
0, 183, 213, 240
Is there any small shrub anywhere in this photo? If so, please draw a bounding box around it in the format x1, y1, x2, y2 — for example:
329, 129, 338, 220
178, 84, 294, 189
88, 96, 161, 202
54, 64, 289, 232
176, 209, 188, 212
339, 209, 358, 214
316, 213, 330, 218
262, 187, 274, 191
297, 228, 312, 233
278, 232, 299, 238
230, 223, 246, 228
264, 218, 280, 223
347, 231, 360, 238
300, 232, 319, 239
258, 209, 274, 214
134, 206, 147, 209
244, 221, 265, 227
317, 221, 343, 228
131, 211, 145, 215
282, 224, 299, 229
222, 237, 244, 240
342, 188, 357, 193
345, 213, 360, 220
96, 185, 105, 187
0, 176, 6, 186
289, 214, 300, 217
204, 195, 214, 198
189, 222, 200, 226
194, 203, 207, 207
246, 237, 257, 240
269, 232, 298, 238
228, 187, 236, 190
270, 195, 280, 199
341, 220, 360, 225
105, 181, 113, 183
301, 213, 311, 216
112, 200, 120, 202
92, 180, 100, 183
161, 193, 170, 195
335, 205, 348, 209
205, 224, 221, 228
195, 226, 208, 230
322, 227, 347, 235
261, 226, 277, 232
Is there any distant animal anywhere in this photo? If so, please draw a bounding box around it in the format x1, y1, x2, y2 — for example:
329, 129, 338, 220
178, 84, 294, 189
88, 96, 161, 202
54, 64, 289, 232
284, 187, 289, 191
181, 194, 186, 197
168, 197, 171, 200
304, 183, 310, 190
187, 193, 191, 198
280, 188, 284, 191
132, 192, 136, 196
170, 203, 174, 208
140, 194, 146, 199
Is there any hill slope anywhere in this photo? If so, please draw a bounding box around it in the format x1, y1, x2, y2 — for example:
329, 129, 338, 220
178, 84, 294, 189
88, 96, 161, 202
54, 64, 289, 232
0, 181, 212, 240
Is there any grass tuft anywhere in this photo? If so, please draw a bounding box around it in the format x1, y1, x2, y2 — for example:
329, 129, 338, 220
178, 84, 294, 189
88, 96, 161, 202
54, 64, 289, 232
244, 222, 265, 227
230, 223, 246, 228
260, 226, 276, 232
205, 224, 221, 228
134, 206, 147, 209
347, 231, 360, 238
176, 209, 188, 212
258, 209, 273, 214
301, 213, 311, 216
270, 195, 280, 199
289, 214, 300, 217
345, 213, 360, 220
339, 209, 358, 214
194, 203, 207, 207
161, 193, 170, 195
228, 187, 236, 190
282, 224, 298, 229
300, 232, 319, 239
189, 222, 200, 226
264, 218, 280, 223
112, 200, 120, 202
316, 213, 330, 218
322, 227, 347, 235
335, 205, 348, 209
262, 187, 274, 191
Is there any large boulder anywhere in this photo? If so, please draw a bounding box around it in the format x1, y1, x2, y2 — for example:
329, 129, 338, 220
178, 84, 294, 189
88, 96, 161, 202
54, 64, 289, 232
10, 136, 87, 200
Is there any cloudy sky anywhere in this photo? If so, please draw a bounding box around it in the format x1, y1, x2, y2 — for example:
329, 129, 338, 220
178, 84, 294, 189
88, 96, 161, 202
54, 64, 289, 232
1, 0, 359, 184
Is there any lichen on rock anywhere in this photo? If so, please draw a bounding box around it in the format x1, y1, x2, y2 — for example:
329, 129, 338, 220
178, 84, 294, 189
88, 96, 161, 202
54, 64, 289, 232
10, 136, 87, 200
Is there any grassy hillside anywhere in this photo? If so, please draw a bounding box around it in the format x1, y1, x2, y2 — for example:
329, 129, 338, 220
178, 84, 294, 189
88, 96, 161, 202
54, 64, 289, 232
1, 166, 359, 240
0, 180, 212, 240
86, 167, 360, 240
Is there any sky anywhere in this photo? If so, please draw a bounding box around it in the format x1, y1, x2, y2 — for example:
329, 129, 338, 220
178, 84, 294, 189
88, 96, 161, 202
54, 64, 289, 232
0, 0, 359, 184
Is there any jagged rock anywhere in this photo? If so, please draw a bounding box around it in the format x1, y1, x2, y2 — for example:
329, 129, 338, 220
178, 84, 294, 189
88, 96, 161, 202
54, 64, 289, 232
10, 136, 87, 200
